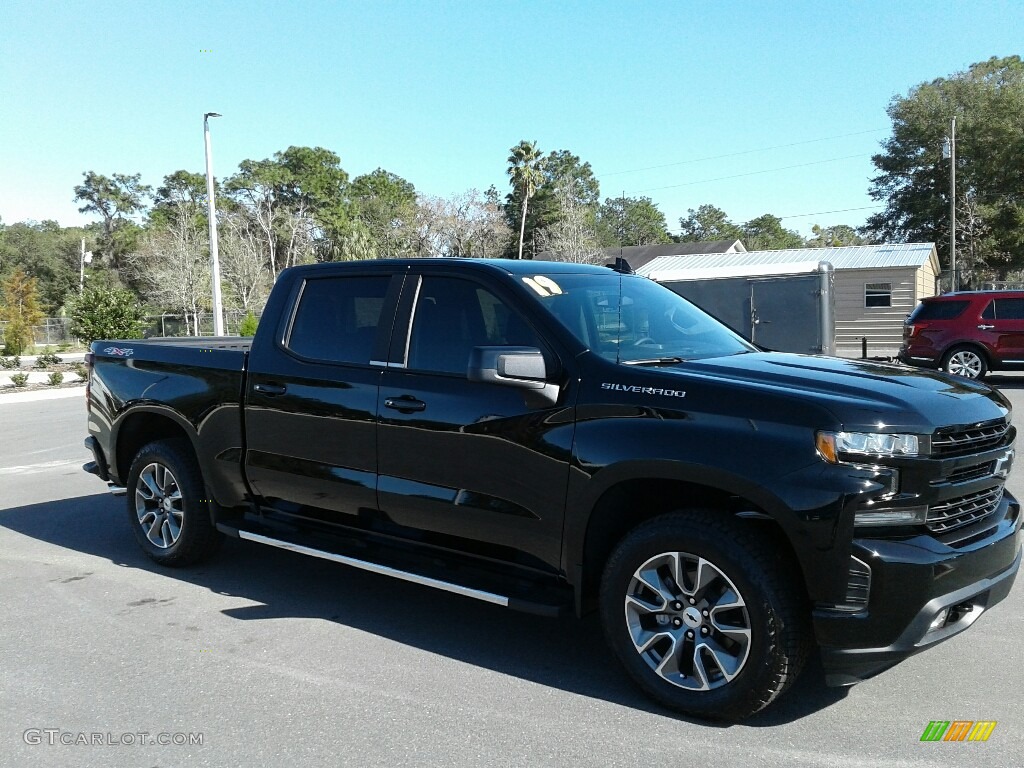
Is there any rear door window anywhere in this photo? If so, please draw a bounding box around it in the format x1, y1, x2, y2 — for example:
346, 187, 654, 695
286, 275, 392, 364
909, 300, 970, 321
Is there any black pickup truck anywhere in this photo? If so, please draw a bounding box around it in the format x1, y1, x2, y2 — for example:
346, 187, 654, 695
83, 258, 1022, 720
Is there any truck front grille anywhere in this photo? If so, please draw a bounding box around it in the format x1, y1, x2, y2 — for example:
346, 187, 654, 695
936, 461, 996, 485
927, 485, 1004, 534
931, 420, 1009, 457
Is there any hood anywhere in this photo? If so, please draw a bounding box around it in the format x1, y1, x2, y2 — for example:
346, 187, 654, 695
641, 352, 1011, 433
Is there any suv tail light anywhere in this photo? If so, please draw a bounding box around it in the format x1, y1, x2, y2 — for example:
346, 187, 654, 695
905, 323, 927, 339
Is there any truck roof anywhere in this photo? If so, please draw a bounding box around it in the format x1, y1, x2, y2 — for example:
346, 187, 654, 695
281, 258, 618, 278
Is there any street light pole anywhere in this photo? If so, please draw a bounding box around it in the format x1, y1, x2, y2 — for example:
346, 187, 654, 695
204, 112, 225, 336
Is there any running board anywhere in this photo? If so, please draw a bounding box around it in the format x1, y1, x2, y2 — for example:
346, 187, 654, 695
217, 522, 567, 615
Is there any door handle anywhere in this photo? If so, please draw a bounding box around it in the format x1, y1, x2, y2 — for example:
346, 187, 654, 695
253, 382, 287, 396
977, 324, 995, 330
384, 396, 426, 413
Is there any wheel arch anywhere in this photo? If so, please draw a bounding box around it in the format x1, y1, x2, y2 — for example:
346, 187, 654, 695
942, 342, 992, 370
571, 468, 805, 616
113, 406, 197, 485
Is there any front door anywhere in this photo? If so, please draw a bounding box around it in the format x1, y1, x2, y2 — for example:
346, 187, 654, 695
376, 273, 576, 574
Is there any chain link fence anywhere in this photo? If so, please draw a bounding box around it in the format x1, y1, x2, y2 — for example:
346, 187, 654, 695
2, 310, 263, 350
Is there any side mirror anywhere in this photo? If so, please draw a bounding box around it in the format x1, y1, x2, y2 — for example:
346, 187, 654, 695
468, 347, 560, 405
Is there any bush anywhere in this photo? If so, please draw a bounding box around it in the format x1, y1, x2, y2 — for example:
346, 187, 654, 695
238, 312, 260, 337
0, 356, 20, 370
68, 285, 145, 345
10, 372, 28, 387
71, 362, 88, 379
47, 372, 64, 386
35, 352, 62, 368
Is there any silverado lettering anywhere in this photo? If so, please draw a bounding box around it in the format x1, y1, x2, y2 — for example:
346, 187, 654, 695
601, 383, 687, 397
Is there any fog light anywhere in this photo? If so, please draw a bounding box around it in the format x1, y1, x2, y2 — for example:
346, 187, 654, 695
927, 608, 950, 633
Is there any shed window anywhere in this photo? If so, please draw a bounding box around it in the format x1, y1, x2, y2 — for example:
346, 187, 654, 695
865, 282, 892, 308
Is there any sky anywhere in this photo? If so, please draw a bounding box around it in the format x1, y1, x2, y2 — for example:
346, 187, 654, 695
1, 0, 1021, 238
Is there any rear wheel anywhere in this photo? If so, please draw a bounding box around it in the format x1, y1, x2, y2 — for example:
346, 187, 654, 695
126, 439, 222, 566
942, 345, 988, 379
599, 510, 810, 721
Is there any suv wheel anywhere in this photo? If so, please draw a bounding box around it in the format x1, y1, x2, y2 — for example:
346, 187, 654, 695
599, 510, 810, 720
127, 439, 222, 566
942, 346, 988, 379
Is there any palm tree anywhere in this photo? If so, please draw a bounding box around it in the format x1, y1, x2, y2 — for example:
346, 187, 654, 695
507, 141, 543, 259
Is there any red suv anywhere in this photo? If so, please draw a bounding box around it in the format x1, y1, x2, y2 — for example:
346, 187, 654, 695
899, 290, 1024, 379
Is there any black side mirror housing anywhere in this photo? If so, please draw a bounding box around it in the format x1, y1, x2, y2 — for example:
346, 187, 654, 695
468, 347, 559, 405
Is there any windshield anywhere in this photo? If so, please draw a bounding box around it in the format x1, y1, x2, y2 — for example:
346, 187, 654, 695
521, 272, 757, 363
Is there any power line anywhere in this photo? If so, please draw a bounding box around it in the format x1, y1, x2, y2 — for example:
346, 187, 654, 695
636, 153, 869, 193
663, 204, 885, 233
598, 128, 887, 178
778, 204, 884, 220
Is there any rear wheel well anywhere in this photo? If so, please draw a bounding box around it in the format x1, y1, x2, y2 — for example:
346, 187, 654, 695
115, 413, 193, 483
943, 342, 991, 365
579, 479, 802, 614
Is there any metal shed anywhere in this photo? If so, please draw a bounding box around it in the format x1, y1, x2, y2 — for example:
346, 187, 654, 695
637, 243, 940, 358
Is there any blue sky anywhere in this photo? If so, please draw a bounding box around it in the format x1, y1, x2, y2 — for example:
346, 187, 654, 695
1, 0, 1021, 237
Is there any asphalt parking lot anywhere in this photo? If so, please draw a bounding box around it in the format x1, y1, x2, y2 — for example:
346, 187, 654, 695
2, 382, 1023, 768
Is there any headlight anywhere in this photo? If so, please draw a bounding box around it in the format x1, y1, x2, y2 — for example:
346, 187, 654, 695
816, 431, 920, 463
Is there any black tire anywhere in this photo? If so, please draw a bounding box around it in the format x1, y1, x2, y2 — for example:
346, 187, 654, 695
941, 345, 988, 379
599, 510, 811, 721
126, 438, 222, 566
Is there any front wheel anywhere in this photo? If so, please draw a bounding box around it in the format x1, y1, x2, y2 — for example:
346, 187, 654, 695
599, 511, 810, 720
126, 439, 222, 566
942, 346, 988, 379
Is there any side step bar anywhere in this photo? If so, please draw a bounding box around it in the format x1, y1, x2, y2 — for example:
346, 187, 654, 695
238, 529, 510, 607
219, 523, 560, 612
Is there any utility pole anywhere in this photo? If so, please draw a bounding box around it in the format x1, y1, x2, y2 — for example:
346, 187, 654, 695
204, 112, 225, 336
943, 117, 957, 291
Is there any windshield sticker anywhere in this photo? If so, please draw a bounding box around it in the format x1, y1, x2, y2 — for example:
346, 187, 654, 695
522, 276, 564, 297
602, 382, 686, 398
103, 346, 134, 357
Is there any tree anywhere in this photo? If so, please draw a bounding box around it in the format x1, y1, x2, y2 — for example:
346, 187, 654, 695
68, 285, 144, 344
677, 204, 744, 242
506, 141, 544, 259
350, 169, 417, 258
128, 200, 210, 335
597, 195, 670, 246
0, 220, 88, 312
73, 171, 151, 271
219, 211, 273, 313
226, 146, 351, 274
151, 171, 209, 229
806, 224, 867, 248
866, 56, 1024, 278
0, 268, 45, 354
741, 214, 805, 251
536, 187, 602, 264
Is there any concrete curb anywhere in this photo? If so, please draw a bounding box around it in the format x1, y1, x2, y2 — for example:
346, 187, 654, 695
0, 386, 86, 405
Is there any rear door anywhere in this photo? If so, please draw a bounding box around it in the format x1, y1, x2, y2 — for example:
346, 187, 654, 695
375, 270, 577, 574
244, 268, 402, 525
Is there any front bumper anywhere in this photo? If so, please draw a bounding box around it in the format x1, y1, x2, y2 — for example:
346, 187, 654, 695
816, 490, 1022, 685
